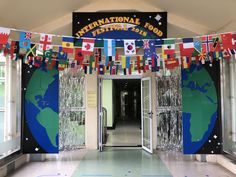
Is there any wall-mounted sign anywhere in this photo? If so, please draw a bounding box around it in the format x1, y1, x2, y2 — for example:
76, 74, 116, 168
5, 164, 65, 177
73, 12, 167, 46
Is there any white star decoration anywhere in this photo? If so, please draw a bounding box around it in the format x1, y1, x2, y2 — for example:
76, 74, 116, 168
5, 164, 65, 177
35, 147, 39, 151
155, 14, 162, 21
213, 135, 217, 139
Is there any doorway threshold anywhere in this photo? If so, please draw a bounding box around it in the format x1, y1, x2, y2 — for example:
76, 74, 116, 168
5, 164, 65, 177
105, 145, 142, 148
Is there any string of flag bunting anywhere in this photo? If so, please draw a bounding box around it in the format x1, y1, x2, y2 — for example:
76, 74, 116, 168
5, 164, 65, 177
0, 26, 235, 75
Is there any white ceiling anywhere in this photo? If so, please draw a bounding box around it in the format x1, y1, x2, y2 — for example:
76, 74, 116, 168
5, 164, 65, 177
0, 0, 236, 38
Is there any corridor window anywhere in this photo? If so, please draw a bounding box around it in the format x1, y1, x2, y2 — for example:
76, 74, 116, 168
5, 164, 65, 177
221, 59, 236, 158
0, 54, 21, 159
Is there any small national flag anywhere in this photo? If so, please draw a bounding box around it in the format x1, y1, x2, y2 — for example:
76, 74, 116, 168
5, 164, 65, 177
89, 56, 95, 74
182, 57, 191, 69
82, 38, 95, 55
10, 41, 19, 60
165, 58, 179, 69
34, 56, 43, 68
58, 47, 68, 60
143, 40, 156, 58
115, 49, 119, 61
58, 59, 68, 71
0, 27, 10, 45
124, 40, 136, 55
94, 48, 101, 67
19, 32, 31, 49
104, 39, 116, 57
163, 39, 175, 55
192, 40, 202, 57
62, 37, 74, 53
74, 48, 84, 65
137, 56, 142, 73
39, 34, 53, 51
212, 37, 221, 52
179, 38, 194, 57
99, 64, 105, 75
221, 33, 233, 50
232, 33, 236, 49
44, 49, 52, 62
24, 44, 37, 63
202, 35, 213, 54
222, 49, 231, 60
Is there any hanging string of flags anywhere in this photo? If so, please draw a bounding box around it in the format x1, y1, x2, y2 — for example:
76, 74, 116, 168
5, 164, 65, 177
0, 26, 235, 75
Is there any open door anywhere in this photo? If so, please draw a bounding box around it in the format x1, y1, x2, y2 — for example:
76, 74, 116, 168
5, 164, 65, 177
98, 78, 103, 151
141, 77, 153, 153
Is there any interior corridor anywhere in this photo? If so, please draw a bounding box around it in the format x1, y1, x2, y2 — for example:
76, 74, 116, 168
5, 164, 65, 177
105, 120, 141, 146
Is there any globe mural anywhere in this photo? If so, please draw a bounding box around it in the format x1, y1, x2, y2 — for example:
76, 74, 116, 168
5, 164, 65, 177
25, 67, 59, 153
182, 64, 218, 154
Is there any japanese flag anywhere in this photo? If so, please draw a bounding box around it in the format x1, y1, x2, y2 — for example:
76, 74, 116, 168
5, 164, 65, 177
82, 38, 95, 55
124, 40, 136, 55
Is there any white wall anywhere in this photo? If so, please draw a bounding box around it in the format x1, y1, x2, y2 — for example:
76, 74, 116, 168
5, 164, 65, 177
85, 74, 98, 149
102, 80, 113, 128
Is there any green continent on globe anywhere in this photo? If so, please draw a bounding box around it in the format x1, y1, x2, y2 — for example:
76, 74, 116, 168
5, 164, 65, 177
182, 67, 217, 142
36, 108, 58, 147
25, 68, 58, 147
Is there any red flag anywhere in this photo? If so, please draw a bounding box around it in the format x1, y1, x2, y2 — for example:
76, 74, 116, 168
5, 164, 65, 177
137, 56, 141, 74
94, 48, 101, 67
115, 49, 119, 61
165, 58, 179, 69
10, 41, 19, 60
221, 33, 233, 50
232, 33, 236, 50
0, 27, 10, 45
74, 48, 84, 65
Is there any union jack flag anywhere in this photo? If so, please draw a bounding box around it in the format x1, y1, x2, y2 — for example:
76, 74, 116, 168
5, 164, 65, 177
25, 32, 31, 40
143, 40, 150, 49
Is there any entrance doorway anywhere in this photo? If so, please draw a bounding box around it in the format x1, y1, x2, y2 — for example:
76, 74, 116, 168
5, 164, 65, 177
98, 76, 153, 153
105, 79, 141, 147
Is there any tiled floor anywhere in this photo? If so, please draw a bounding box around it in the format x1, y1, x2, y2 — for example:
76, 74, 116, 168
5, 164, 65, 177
105, 120, 141, 146
7, 149, 236, 177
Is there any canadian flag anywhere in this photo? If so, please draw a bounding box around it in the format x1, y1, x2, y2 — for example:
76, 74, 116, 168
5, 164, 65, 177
82, 38, 95, 55
0, 27, 10, 45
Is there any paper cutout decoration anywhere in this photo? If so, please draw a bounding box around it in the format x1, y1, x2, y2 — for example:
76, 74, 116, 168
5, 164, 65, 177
0, 27, 10, 45
39, 34, 53, 51
82, 38, 95, 55
124, 40, 136, 55
19, 32, 31, 49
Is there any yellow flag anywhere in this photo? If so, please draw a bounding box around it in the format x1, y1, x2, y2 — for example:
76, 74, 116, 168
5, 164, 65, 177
121, 56, 126, 69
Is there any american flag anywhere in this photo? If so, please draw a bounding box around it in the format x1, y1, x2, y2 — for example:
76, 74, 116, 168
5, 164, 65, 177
25, 32, 31, 40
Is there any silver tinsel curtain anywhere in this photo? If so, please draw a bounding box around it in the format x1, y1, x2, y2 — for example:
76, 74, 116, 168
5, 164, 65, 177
59, 69, 85, 151
156, 69, 182, 151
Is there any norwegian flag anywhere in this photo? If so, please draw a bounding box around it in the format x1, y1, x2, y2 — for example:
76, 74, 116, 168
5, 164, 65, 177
202, 35, 213, 54
39, 34, 53, 51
